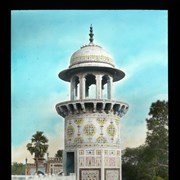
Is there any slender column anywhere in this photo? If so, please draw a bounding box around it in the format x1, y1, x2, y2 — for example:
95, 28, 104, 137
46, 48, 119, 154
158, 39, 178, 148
85, 85, 89, 98
120, 149, 122, 180
76, 150, 79, 180
96, 75, 102, 99
74, 150, 77, 179
80, 76, 85, 99
70, 78, 75, 101
107, 76, 113, 99
75, 83, 78, 98
101, 149, 104, 180
63, 151, 67, 176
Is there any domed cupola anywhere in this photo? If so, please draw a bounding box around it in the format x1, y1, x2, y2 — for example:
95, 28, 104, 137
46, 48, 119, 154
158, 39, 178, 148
70, 44, 114, 68
59, 25, 125, 82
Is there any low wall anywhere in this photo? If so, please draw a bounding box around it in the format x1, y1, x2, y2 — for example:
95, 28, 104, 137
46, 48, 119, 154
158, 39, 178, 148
11, 174, 76, 180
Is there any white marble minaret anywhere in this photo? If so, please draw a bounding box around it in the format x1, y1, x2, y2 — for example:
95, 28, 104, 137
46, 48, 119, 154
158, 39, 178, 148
56, 25, 129, 180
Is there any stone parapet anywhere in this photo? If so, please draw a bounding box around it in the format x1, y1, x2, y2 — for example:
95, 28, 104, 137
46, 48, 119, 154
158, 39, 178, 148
56, 99, 129, 118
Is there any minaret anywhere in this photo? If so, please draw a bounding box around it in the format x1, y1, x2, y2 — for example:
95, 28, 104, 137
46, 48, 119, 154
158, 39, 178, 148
56, 25, 129, 180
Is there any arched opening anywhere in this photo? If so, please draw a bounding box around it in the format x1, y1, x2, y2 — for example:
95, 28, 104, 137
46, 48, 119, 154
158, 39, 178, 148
85, 102, 94, 112
85, 74, 96, 99
104, 103, 111, 114
71, 76, 80, 100
102, 75, 111, 99
113, 104, 120, 115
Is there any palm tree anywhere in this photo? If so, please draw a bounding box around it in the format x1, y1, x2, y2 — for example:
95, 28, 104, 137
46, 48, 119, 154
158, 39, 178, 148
26, 131, 48, 174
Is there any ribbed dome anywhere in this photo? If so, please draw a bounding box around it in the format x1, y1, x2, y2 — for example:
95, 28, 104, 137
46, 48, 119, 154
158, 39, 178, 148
69, 44, 114, 68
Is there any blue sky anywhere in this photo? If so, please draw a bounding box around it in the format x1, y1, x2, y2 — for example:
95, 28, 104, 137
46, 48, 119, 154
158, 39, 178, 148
11, 10, 168, 163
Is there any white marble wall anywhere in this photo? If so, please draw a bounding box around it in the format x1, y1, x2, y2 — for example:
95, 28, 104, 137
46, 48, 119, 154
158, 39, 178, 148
64, 113, 121, 149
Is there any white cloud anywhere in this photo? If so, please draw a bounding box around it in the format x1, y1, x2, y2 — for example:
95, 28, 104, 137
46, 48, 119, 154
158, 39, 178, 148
118, 50, 167, 85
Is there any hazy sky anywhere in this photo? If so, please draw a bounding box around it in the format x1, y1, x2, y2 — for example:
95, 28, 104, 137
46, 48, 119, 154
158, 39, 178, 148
11, 10, 168, 164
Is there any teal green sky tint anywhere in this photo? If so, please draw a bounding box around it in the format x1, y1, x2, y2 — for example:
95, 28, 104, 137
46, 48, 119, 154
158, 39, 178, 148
11, 10, 168, 163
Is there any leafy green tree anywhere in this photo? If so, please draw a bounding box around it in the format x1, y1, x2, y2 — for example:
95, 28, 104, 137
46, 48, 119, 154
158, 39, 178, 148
146, 100, 168, 179
55, 149, 63, 159
122, 145, 153, 180
11, 162, 25, 175
122, 100, 168, 180
122, 147, 140, 180
26, 131, 48, 174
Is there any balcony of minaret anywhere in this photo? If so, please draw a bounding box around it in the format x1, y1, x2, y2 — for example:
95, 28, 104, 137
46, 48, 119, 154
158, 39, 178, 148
56, 99, 129, 118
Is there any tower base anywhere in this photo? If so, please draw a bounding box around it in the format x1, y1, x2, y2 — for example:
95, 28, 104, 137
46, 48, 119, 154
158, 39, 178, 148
63, 148, 122, 180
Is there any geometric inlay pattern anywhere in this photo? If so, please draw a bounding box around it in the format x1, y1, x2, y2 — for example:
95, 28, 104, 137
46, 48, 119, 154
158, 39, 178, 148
96, 136, 107, 143
67, 125, 74, 138
65, 113, 121, 148
105, 169, 120, 180
109, 157, 116, 166
86, 157, 95, 166
80, 169, 101, 180
107, 124, 116, 136
97, 117, 107, 125
84, 124, 96, 136
115, 117, 120, 125
74, 137, 84, 143
74, 118, 83, 125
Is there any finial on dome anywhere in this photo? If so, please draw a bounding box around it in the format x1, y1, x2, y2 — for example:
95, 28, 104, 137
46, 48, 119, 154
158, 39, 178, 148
89, 24, 94, 44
